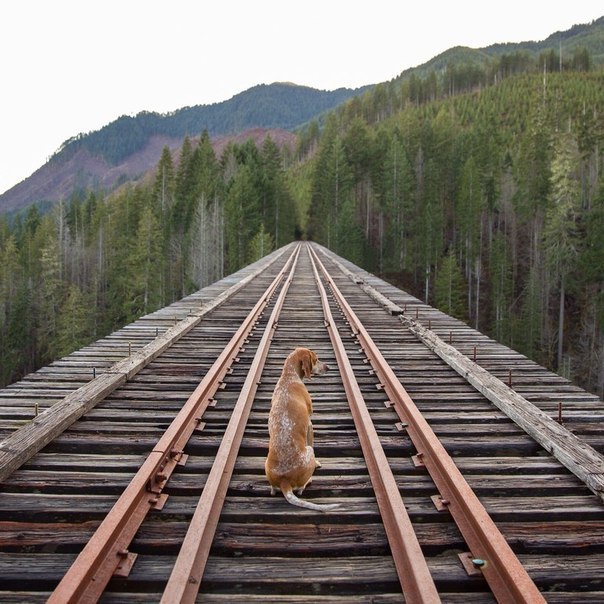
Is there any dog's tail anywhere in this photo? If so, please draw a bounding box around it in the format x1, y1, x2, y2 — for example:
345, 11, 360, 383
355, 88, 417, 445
282, 483, 340, 512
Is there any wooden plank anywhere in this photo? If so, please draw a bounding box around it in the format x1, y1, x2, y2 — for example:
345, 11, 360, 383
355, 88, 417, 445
0, 372, 126, 484
400, 315, 604, 504
3, 470, 587, 496
6, 519, 601, 553
2, 493, 602, 521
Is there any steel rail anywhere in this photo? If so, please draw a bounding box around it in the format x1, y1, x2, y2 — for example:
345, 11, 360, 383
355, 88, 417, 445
48, 244, 300, 604
160, 244, 302, 603
310, 245, 546, 604
307, 245, 440, 604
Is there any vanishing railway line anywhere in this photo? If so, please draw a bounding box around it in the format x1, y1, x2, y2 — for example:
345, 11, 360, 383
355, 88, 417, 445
0, 241, 603, 602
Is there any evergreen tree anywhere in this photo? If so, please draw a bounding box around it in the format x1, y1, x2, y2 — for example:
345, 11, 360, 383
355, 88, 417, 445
515, 265, 544, 362
457, 154, 482, 324
490, 232, 513, 343
248, 224, 274, 263
0, 235, 23, 384
224, 164, 261, 272
434, 250, 467, 320
2, 283, 33, 385
153, 145, 176, 217
378, 129, 415, 273
544, 132, 581, 369
132, 206, 163, 315
260, 136, 281, 241
55, 284, 92, 358
36, 219, 63, 361
577, 186, 604, 395
307, 115, 340, 244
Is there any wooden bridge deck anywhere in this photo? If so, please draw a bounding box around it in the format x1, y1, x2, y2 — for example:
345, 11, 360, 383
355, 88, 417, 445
0, 242, 603, 602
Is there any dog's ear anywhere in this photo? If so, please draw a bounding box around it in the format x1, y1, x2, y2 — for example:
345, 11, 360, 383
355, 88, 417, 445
300, 350, 314, 379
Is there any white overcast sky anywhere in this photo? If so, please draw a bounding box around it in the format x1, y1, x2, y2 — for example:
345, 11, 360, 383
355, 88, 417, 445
1, 1, 602, 195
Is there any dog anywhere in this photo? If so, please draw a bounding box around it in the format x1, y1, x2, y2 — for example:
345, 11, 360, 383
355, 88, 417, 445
265, 348, 339, 512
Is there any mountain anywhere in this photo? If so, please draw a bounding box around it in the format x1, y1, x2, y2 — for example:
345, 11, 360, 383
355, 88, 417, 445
0, 83, 367, 213
1, 16, 602, 215
395, 16, 604, 79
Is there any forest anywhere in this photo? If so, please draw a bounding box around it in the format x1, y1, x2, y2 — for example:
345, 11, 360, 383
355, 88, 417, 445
1, 48, 603, 397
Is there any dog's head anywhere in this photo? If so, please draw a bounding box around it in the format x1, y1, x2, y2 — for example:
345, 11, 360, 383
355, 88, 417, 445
292, 348, 329, 379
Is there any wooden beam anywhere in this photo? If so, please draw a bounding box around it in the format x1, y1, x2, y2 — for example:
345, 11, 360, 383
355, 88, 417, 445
402, 316, 604, 504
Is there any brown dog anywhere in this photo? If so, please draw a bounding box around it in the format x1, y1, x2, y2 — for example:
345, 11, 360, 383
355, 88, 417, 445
265, 348, 339, 512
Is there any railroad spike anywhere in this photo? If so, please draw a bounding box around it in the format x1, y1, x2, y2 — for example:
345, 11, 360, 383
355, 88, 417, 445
431, 494, 451, 512
458, 553, 484, 577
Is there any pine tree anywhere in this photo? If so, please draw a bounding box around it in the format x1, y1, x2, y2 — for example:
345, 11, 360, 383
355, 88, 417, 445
544, 132, 581, 370
248, 224, 274, 263
55, 284, 92, 358
225, 164, 261, 272
132, 206, 163, 316
379, 129, 415, 273
457, 154, 482, 324
0, 235, 23, 385
434, 250, 467, 320
260, 136, 281, 241
153, 146, 176, 217
490, 232, 513, 343
577, 185, 604, 395
36, 219, 63, 362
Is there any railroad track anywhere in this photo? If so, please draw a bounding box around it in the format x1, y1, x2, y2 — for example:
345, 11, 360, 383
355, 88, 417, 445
1, 242, 603, 602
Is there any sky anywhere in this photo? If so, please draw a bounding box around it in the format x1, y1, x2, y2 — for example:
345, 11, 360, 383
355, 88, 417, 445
1, 1, 603, 196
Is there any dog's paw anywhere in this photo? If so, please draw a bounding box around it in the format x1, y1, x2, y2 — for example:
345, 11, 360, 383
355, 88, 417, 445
315, 459, 322, 468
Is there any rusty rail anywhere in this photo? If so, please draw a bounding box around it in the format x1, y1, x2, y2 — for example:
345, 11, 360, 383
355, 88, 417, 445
308, 246, 440, 604
47, 244, 300, 604
160, 244, 301, 603
310, 245, 546, 604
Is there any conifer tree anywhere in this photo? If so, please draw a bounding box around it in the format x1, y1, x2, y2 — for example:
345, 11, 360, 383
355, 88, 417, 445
36, 218, 63, 361
132, 205, 163, 316
260, 136, 281, 241
544, 132, 581, 369
434, 250, 467, 320
153, 146, 176, 217
55, 284, 92, 358
490, 232, 513, 343
379, 130, 415, 272
248, 224, 274, 263
0, 235, 23, 383
189, 195, 223, 288
308, 115, 340, 244
225, 164, 260, 272
577, 186, 604, 395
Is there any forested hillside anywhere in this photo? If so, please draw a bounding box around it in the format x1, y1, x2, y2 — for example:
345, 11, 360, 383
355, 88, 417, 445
57, 83, 366, 166
301, 55, 604, 396
1, 43, 603, 397
0, 132, 297, 387
0, 83, 366, 213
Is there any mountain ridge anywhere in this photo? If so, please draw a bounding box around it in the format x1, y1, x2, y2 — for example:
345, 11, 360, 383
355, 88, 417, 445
1, 15, 602, 214
396, 16, 604, 78
0, 83, 365, 213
